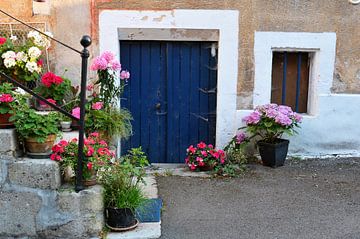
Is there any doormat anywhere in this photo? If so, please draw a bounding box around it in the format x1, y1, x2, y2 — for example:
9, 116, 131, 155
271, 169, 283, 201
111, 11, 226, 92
136, 198, 162, 222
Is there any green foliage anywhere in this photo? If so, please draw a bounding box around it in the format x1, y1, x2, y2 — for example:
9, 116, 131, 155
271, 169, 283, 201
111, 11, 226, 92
217, 134, 249, 177
100, 159, 148, 210
121, 147, 149, 168
10, 106, 60, 143
96, 70, 125, 107
85, 106, 132, 140
34, 77, 72, 104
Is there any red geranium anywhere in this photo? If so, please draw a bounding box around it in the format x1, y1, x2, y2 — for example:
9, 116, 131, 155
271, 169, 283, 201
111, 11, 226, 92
0, 94, 14, 103
185, 142, 226, 171
41, 72, 63, 88
0, 37, 6, 45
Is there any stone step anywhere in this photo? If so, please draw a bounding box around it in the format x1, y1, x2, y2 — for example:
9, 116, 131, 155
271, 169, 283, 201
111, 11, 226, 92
8, 158, 61, 190
0, 128, 80, 154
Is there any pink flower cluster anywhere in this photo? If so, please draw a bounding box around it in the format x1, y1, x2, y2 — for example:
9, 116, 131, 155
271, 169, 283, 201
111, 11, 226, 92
90, 51, 121, 71
236, 132, 247, 144
41, 72, 63, 88
185, 142, 226, 171
0, 94, 14, 103
91, 101, 103, 110
243, 103, 302, 127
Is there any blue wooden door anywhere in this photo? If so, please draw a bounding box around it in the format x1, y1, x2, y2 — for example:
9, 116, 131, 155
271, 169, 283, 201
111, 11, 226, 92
120, 41, 217, 163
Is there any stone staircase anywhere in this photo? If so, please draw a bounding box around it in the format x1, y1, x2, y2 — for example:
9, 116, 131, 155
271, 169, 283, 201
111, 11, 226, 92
0, 129, 104, 239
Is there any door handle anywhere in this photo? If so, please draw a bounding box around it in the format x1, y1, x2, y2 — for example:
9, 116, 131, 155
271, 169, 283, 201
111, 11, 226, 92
155, 103, 161, 110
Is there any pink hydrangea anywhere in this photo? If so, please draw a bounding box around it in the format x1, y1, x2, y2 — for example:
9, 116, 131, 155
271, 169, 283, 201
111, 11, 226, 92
293, 112, 302, 123
243, 111, 261, 125
275, 113, 292, 126
236, 132, 246, 144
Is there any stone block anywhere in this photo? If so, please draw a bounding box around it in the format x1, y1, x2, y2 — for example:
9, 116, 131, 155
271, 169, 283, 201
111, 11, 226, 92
8, 159, 61, 190
0, 129, 19, 154
0, 191, 42, 237
41, 185, 104, 238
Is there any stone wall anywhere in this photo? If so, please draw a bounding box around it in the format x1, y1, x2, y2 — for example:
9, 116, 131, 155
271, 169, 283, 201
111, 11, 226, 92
0, 129, 104, 239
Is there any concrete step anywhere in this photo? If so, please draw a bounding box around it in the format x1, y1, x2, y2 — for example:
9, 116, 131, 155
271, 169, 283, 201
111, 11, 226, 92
0, 129, 19, 155
8, 158, 61, 190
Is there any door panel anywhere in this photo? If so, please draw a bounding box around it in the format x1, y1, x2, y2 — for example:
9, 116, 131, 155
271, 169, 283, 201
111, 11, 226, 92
120, 41, 217, 163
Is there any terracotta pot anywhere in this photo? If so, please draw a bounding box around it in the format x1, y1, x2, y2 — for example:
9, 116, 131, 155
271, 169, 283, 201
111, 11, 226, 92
83, 169, 97, 186
62, 166, 74, 183
198, 164, 215, 172
25, 134, 56, 153
0, 113, 14, 129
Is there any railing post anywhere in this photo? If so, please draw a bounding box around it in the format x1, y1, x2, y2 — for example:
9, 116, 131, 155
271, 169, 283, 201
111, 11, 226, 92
75, 35, 92, 193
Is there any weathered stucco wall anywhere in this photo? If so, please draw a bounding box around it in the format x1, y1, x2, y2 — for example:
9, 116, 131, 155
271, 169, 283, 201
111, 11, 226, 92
1, 0, 359, 107
92, 0, 360, 109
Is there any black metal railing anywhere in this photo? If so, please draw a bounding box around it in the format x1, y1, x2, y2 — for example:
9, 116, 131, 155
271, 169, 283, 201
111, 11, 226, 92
0, 9, 90, 192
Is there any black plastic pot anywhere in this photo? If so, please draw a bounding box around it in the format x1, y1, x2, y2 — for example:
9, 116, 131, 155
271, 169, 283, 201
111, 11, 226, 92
106, 207, 136, 229
257, 139, 289, 168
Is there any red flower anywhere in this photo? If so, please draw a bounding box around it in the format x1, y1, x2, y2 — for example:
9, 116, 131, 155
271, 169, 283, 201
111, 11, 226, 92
187, 145, 196, 154
86, 84, 94, 91
37, 59, 43, 67
52, 144, 64, 153
86, 146, 94, 156
58, 140, 68, 147
197, 142, 206, 149
189, 163, 196, 171
41, 72, 63, 87
0, 94, 13, 103
89, 132, 100, 138
99, 140, 108, 146
87, 162, 93, 170
0, 37, 6, 45
185, 157, 189, 164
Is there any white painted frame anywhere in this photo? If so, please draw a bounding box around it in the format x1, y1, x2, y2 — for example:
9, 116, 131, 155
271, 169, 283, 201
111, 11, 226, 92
253, 32, 336, 115
99, 10, 239, 148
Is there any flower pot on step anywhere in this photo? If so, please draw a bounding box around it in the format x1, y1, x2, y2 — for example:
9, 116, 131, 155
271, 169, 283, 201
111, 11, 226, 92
105, 207, 138, 231
0, 113, 14, 128
257, 139, 289, 168
25, 134, 56, 154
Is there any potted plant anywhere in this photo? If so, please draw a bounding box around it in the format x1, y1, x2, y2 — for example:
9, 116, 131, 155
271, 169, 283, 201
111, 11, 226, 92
90, 51, 130, 107
100, 157, 148, 231
50, 132, 115, 185
185, 142, 226, 171
242, 103, 302, 167
85, 102, 132, 142
0, 82, 26, 128
33, 72, 72, 111
10, 106, 60, 156
0, 31, 52, 84
59, 114, 72, 132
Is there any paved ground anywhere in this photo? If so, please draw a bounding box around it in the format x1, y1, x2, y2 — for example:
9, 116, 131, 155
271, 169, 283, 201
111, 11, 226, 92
157, 158, 360, 239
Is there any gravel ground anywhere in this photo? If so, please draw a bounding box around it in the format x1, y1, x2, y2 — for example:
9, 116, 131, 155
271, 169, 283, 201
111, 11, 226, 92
157, 158, 360, 239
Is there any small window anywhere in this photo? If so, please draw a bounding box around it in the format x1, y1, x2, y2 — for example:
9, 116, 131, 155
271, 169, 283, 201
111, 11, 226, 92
271, 52, 310, 113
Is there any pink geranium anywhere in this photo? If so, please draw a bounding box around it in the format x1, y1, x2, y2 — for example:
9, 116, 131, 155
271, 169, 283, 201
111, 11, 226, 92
91, 102, 103, 110
72, 107, 80, 119
185, 142, 226, 171
0, 94, 13, 103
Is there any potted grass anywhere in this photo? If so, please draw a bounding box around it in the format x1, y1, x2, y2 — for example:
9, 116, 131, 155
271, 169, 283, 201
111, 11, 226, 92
85, 102, 132, 143
59, 114, 72, 132
100, 157, 148, 231
10, 105, 60, 157
243, 103, 302, 167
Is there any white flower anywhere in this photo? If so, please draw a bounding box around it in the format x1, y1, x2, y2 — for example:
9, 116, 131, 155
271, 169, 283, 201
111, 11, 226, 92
25, 61, 38, 73
27, 30, 40, 39
15, 87, 26, 95
1, 51, 16, 59
3, 58, 16, 68
28, 47, 42, 59
10, 35, 17, 41
44, 31, 53, 38
16, 52, 28, 62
